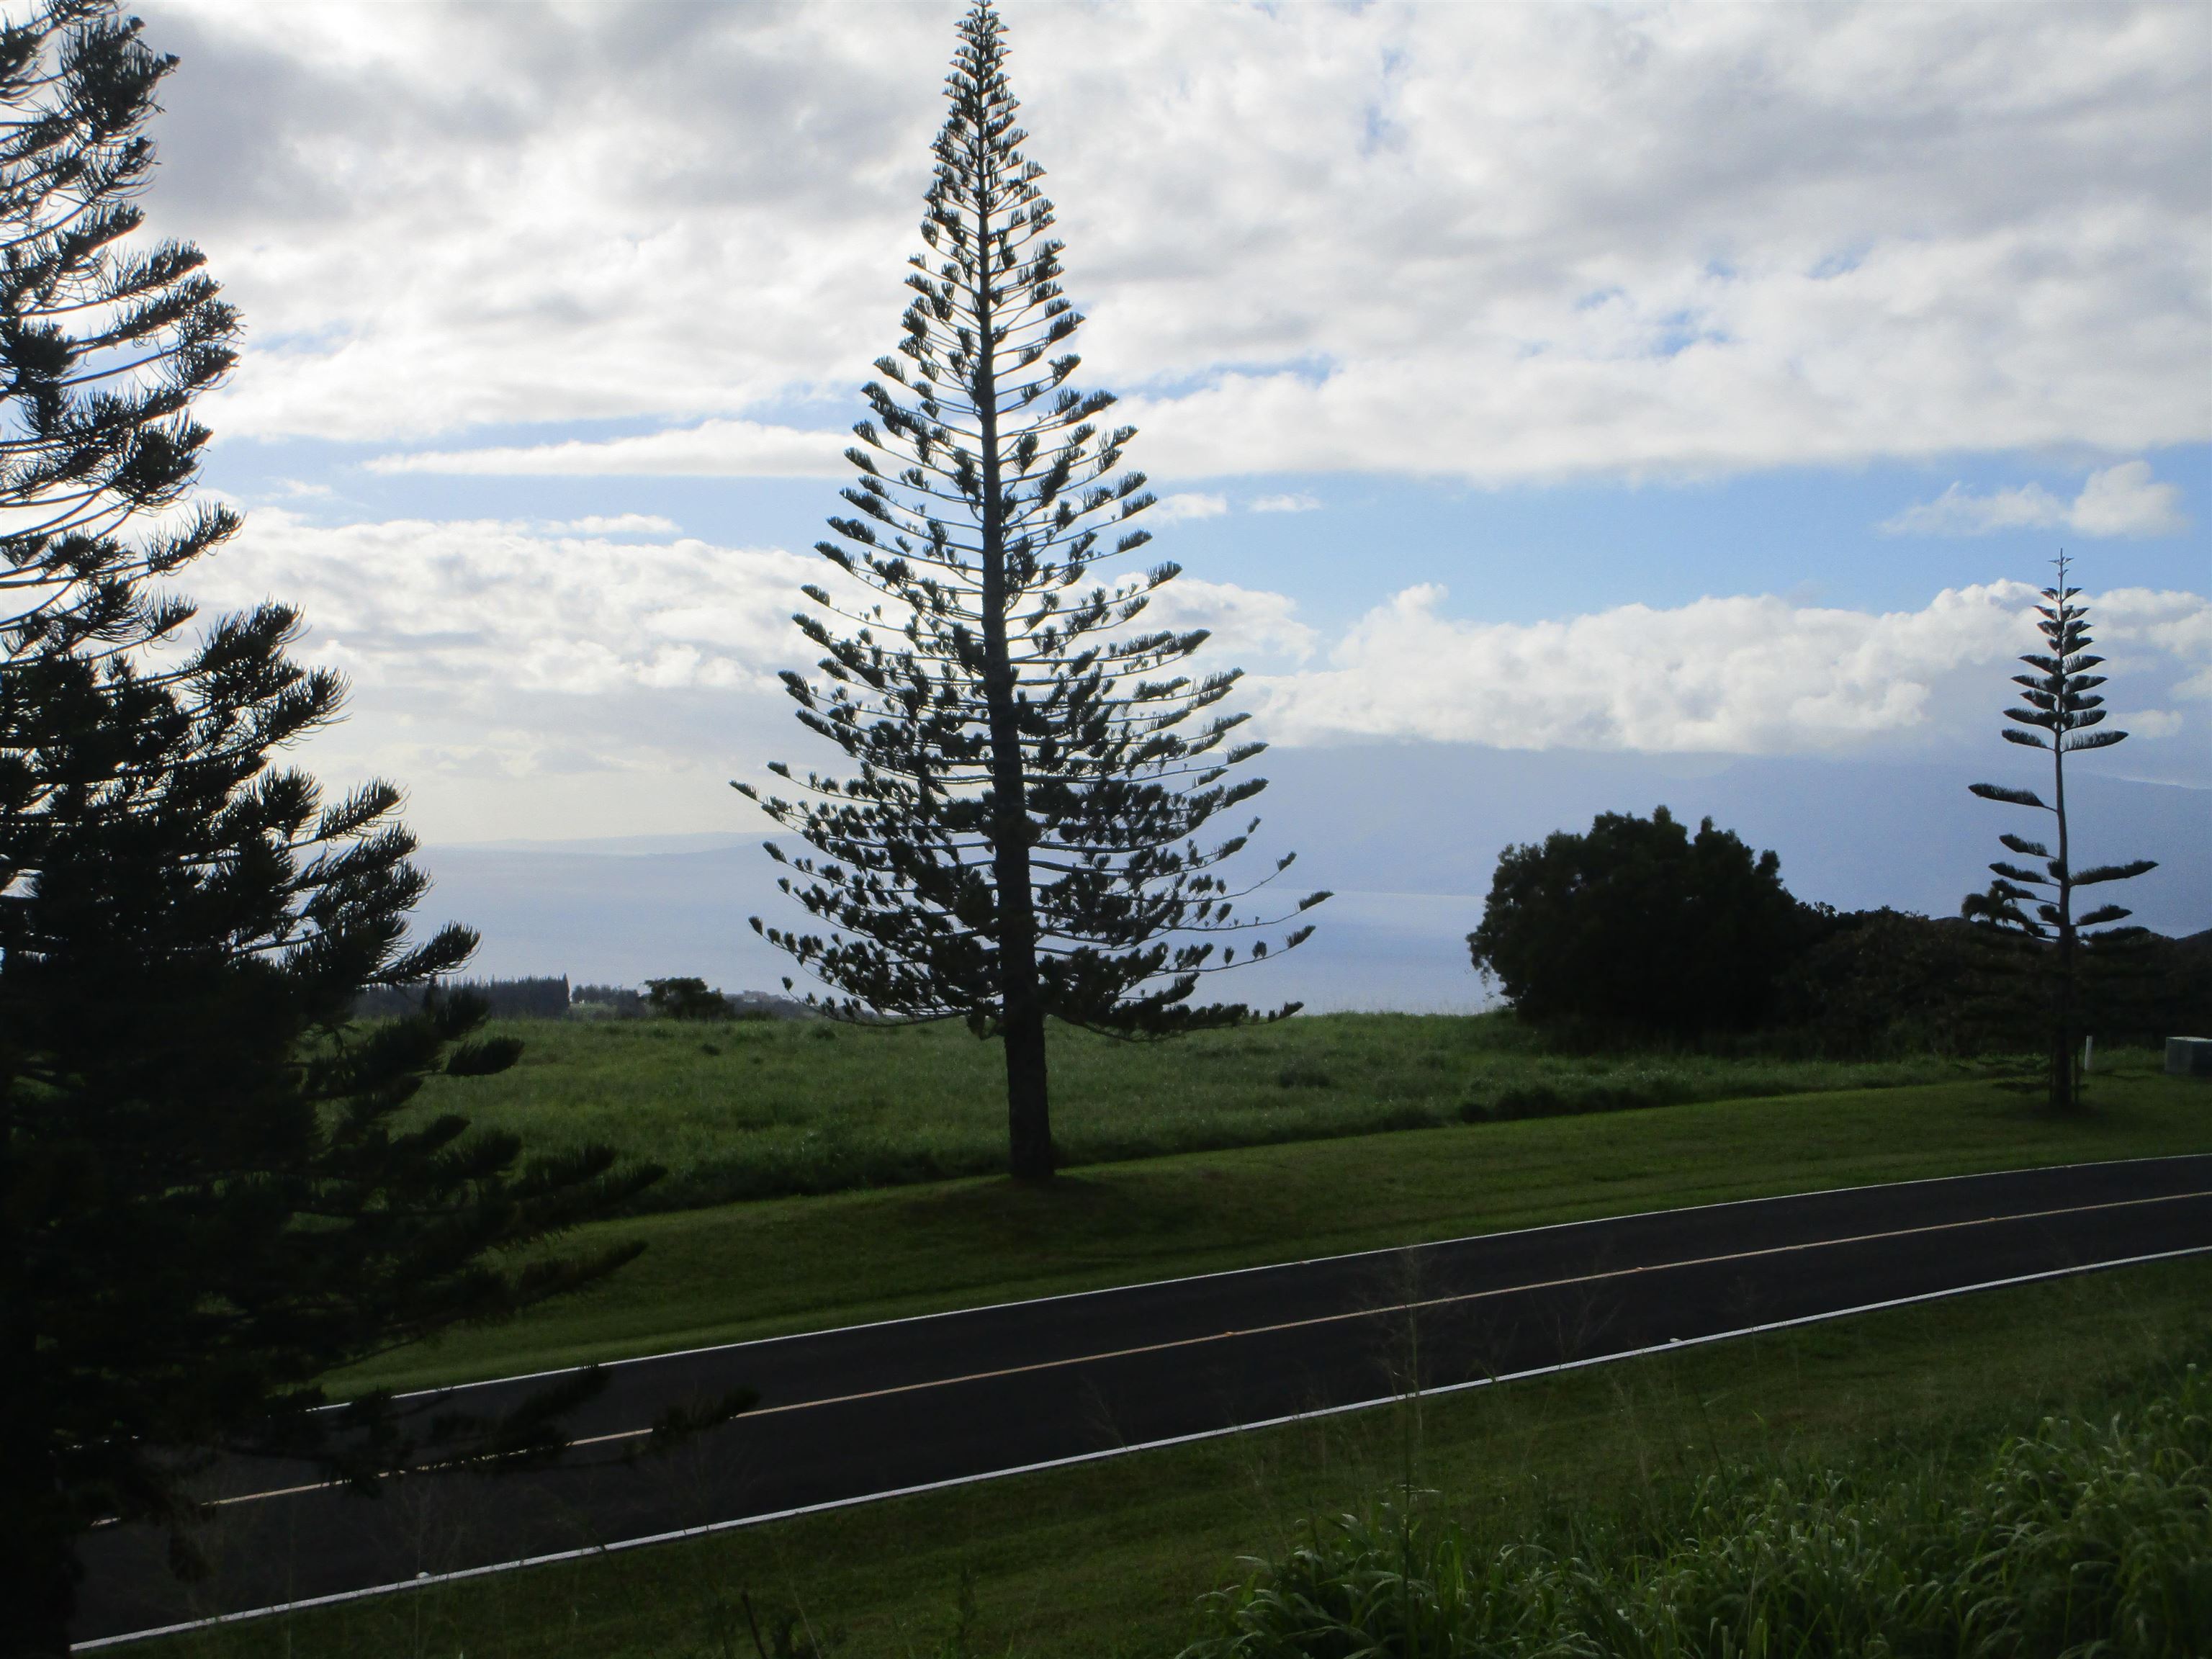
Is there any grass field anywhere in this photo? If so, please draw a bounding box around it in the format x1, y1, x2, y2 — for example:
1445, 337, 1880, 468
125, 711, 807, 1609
405, 1012, 1972, 1211
141, 1253, 2212, 1658
341, 1058, 2211, 1393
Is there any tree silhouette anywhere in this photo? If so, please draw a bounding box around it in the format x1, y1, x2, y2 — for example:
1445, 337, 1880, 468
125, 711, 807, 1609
739, 0, 1324, 1180
1962, 556, 2156, 1111
1467, 806, 1825, 1040
0, 0, 239, 674
0, 9, 673, 1647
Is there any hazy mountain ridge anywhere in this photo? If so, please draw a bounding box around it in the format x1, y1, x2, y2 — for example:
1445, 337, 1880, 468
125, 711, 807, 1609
413, 746, 2209, 1014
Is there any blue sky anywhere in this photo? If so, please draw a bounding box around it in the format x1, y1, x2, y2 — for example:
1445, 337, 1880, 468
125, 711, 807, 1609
132, 0, 2207, 874
208, 434, 2211, 638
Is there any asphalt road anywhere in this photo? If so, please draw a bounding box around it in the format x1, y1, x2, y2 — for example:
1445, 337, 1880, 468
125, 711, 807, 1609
73, 1154, 2212, 1645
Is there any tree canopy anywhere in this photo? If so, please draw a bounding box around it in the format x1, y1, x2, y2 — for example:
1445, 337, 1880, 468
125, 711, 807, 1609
1467, 806, 1824, 1038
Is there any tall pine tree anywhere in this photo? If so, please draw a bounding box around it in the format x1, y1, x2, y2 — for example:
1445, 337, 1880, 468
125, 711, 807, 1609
0, 8, 669, 1649
0, 0, 238, 672
739, 0, 1325, 1180
1962, 556, 2156, 1112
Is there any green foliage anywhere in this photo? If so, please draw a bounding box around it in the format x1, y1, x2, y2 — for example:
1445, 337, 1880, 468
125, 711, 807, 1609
0, 0, 240, 669
396, 1014, 1966, 1213
1964, 558, 2157, 1110
1779, 908, 2020, 1056
649, 976, 738, 1021
1467, 807, 1827, 1038
738, 1, 1322, 1178
339, 1061, 2212, 1403
0, 6, 667, 1647
1776, 911, 2210, 1062
1184, 1367, 2212, 1658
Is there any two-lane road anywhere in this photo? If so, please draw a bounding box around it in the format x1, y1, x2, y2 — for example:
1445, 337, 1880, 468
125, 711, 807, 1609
73, 1155, 2212, 1647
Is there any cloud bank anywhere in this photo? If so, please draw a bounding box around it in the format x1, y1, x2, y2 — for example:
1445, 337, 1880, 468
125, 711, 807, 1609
141, 1, 2209, 481
1883, 460, 2188, 539
1250, 580, 2211, 757
174, 508, 2210, 837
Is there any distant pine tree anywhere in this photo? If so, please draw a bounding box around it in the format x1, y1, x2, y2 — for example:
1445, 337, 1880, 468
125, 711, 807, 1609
1962, 556, 2156, 1111
0, 9, 673, 1648
739, 0, 1325, 1179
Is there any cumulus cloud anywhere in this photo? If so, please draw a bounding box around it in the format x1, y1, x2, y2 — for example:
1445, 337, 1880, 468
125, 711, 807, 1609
1144, 577, 1318, 665
155, 511, 840, 836
1250, 582, 2212, 754
1150, 493, 1230, 523
137, 1, 2208, 478
161, 501, 2211, 837
1882, 461, 2188, 538
2072, 461, 2191, 536
186, 511, 815, 700
171, 512, 1333, 836
371, 421, 848, 479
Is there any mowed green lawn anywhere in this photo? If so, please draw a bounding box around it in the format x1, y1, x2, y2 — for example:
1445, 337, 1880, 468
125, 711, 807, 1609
404, 1012, 1969, 1211
154, 1253, 2212, 1659
343, 1058, 2212, 1394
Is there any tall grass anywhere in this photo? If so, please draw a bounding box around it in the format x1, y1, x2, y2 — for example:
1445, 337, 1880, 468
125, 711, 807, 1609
1182, 1364, 2212, 1658
403, 1013, 1980, 1212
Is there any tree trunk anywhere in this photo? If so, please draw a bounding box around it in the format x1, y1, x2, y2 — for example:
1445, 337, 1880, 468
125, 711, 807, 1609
968, 135, 1052, 1181
0, 1322, 77, 1658
2051, 729, 2079, 1112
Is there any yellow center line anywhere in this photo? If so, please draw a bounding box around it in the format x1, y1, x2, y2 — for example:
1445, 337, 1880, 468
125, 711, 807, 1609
206, 1187, 2211, 1509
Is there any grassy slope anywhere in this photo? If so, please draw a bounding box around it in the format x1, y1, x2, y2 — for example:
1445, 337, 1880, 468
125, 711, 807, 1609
405, 1012, 1966, 1210
342, 1062, 2212, 1394
153, 1254, 2212, 1659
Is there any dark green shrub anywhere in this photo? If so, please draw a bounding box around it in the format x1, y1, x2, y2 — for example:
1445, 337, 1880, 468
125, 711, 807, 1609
1467, 807, 1828, 1040
646, 976, 735, 1021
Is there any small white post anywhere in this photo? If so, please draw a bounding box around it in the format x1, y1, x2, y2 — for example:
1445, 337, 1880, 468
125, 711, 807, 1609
2082, 1035, 2095, 1075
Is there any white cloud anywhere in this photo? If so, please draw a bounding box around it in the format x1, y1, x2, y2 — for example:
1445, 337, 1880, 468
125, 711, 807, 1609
167, 510, 841, 838
167, 507, 2208, 837
1150, 492, 1230, 523
187, 510, 816, 700
371, 423, 848, 479
1249, 494, 1321, 514
173, 513, 1322, 837
1144, 577, 1317, 665
138, 1, 2208, 479
1882, 460, 2189, 538
1880, 482, 2071, 536
1250, 582, 2212, 754
2069, 460, 2190, 536
546, 513, 679, 536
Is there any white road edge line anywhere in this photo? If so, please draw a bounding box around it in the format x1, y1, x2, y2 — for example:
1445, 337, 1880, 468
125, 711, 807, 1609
376, 1151, 2212, 1402
73, 1241, 2212, 1652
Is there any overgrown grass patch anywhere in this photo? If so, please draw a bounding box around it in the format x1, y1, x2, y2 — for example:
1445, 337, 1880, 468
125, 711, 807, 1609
1189, 1370, 2212, 1656
405, 1012, 1975, 1212
341, 1064, 2208, 1394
